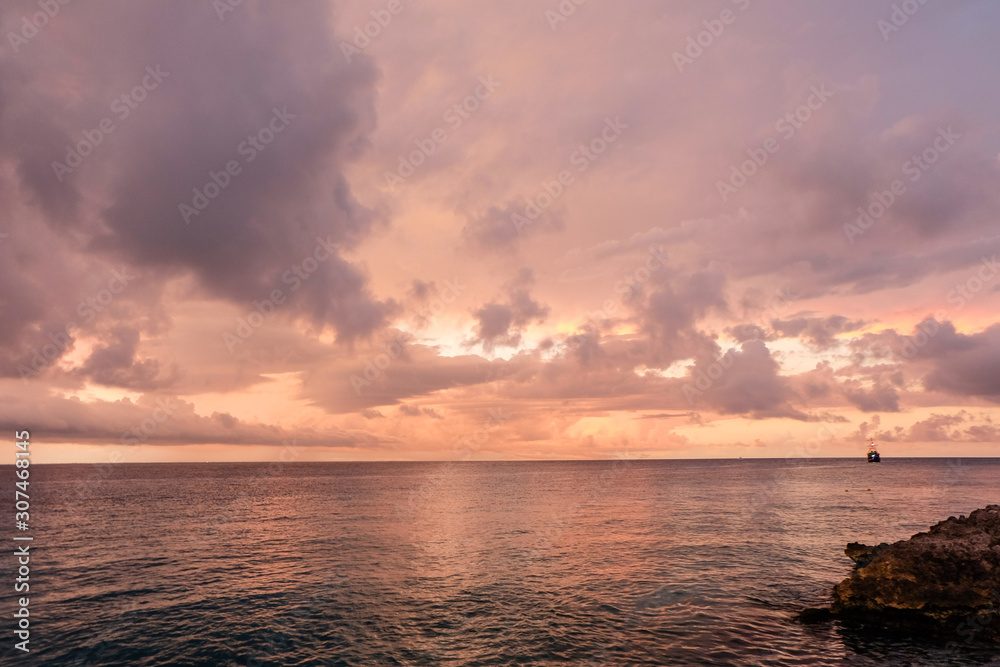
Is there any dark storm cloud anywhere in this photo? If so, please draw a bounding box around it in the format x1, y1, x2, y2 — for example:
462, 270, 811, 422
0, 0, 395, 354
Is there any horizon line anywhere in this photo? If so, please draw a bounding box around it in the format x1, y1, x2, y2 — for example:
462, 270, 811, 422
14, 455, 1000, 466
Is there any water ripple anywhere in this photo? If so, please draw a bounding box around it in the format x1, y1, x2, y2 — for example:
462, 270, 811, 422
4, 459, 1000, 665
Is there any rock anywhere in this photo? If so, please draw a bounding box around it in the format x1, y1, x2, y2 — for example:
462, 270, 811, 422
844, 541, 889, 569
805, 505, 1000, 642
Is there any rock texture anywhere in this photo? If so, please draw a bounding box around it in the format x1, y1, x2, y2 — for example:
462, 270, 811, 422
844, 541, 889, 569
807, 506, 1000, 641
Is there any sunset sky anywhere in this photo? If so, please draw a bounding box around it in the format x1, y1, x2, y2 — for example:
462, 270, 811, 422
2, 0, 999, 463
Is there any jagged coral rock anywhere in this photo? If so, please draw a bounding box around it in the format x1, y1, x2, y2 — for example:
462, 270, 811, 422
829, 505, 1000, 640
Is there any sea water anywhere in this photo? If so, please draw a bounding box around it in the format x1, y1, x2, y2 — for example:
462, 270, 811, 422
6, 458, 1000, 666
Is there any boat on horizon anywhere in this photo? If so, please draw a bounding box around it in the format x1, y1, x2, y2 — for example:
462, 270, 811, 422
867, 438, 881, 463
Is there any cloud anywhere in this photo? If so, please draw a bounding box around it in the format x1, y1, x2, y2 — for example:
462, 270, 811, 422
841, 379, 901, 413
462, 202, 565, 252
635, 412, 695, 420
638, 268, 727, 365
0, 386, 388, 448
727, 324, 773, 344
684, 340, 807, 419
75, 326, 175, 390
301, 341, 518, 414
468, 268, 549, 350
0, 1, 396, 349
920, 322, 1000, 403
563, 226, 683, 265
399, 404, 443, 419
859, 411, 1000, 443
407, 280, 435, 303
771, 315, 867, 349
3, 1, 1000, 460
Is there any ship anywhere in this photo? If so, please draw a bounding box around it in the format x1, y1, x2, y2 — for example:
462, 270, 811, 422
867, 437, 881, 463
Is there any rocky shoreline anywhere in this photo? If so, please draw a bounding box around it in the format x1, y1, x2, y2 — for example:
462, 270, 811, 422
800, 505, 1000, 642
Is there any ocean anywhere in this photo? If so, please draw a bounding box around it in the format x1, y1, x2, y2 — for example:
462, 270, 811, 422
5, 458, 1000, 666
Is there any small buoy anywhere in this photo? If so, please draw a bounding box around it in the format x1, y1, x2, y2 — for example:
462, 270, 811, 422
845, 489, 849, 492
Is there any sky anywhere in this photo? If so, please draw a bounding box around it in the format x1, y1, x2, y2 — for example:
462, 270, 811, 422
1, 0, 998, 463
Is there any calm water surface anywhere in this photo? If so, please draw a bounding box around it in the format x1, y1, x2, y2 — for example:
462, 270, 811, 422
4, 458, 1000, 666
